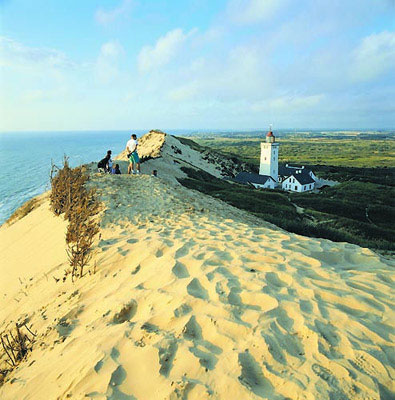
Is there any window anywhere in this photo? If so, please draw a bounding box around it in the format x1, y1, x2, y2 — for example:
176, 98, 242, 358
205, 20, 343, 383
295, 186, 297, 190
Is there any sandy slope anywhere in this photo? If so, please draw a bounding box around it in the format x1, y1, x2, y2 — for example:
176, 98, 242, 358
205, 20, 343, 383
0, 139, 394, 399
0, 173, 394, 400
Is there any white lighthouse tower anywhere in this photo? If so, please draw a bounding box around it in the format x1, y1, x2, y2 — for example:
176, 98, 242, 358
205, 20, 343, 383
259, 126, 279, 182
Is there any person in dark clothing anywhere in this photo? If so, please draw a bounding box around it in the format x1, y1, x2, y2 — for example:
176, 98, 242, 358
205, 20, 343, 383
111, 164, 121, 175
98, 150, 112, 173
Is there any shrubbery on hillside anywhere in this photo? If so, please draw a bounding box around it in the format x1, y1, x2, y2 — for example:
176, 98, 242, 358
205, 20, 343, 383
178, 167, 395, 252
50, 157, 100, 280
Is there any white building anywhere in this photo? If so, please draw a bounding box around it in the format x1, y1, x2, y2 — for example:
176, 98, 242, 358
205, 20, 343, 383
282, 173, 315, 192
234, 172, 276, 189
234, 128, 317, 192
259, 130, 279, 182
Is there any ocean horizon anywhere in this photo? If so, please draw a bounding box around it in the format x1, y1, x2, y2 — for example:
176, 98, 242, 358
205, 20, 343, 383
0, 130, 148, 225
1, 128, 393, 225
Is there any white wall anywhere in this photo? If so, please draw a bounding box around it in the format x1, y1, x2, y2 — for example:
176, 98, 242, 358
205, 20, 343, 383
259, 142, 279, 181
282, 176, 314, 192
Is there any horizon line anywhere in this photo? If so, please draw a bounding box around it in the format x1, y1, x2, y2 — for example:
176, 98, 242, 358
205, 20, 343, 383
1, 128, 394, 134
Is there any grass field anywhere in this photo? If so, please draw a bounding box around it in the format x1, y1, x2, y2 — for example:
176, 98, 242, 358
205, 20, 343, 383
194, 137, 395, 168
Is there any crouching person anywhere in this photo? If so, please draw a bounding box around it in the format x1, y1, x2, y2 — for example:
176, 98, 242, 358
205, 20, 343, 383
98, 150, 112, 173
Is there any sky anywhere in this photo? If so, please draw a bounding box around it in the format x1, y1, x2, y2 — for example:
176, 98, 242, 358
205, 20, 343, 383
0, 0, 394, 131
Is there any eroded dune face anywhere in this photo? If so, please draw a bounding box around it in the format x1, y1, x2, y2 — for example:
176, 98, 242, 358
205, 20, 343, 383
0, 165, 394, 399
115, 130, 253, 182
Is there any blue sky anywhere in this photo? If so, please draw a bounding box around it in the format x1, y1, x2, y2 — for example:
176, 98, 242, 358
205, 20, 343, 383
0, 0, 394, 131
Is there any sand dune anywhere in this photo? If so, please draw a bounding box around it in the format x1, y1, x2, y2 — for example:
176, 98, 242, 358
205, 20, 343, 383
0, 135, 394, 399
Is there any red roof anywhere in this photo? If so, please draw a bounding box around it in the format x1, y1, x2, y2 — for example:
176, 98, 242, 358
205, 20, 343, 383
266, 131, 274, 137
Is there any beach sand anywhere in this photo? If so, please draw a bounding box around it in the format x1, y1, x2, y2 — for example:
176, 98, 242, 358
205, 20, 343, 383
0, 134, 394, 399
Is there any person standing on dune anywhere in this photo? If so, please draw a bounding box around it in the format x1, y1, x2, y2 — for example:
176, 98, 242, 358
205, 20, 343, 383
126, 134, 140, 175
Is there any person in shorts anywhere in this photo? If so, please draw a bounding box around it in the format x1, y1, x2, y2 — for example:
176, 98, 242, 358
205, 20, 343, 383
126, 134, 140, 174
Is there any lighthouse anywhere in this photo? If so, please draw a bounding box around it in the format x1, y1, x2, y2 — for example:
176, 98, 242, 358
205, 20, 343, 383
259, 128, 279, 182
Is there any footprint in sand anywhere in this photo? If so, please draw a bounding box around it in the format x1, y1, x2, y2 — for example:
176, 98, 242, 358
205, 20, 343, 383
111, 300, 137, 324
131, 265, 140, 275
182, 316, 222, 371
117, 247, 129, 257
174, 303, 192, 318
183, 316, 202, 340
157, 336, 178, 377
107, 365, 135, 399
262, 334, 286, 365
55, 305, 84, 338
263, 321, 305, 359
311, 363, 342, 391
238, 351, 280, 399
187, 278, 209, 300
265, 272, 287, 289
175, 244, 191, 259
189, 346, 218, 370
299, 299, 314, 314
314, 320, 340, 348
155, 248, 164, 258
172, 261, 189, 279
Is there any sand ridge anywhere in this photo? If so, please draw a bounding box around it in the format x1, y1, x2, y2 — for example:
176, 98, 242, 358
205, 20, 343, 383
0, 170, 394, 399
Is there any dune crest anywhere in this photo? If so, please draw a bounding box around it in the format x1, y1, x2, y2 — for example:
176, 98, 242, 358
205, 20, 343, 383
0, 134, 394, 399
116, 130, 253, 183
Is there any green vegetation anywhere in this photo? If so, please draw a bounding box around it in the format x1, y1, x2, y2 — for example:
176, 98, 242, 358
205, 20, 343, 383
193, 137, 395, 168
178, 168, 394, 252
177, 134, 395, 253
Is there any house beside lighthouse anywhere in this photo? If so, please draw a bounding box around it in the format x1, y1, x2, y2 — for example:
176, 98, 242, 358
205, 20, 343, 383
234, 128, 317, 192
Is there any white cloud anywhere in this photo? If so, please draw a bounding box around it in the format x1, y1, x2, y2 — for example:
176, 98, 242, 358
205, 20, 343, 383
252, 94, 324, 112
168, 82, 199, 101
95, 40, 124, 84
227, 0, 288, 25
138, 28, 195, 73
0, 36, 75, 70
95, 0, 133, 25
352, 31, 395, 81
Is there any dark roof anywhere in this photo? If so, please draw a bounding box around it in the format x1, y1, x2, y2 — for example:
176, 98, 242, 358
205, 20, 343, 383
285, 173, 315, 185
279, 165, 313, 177
234, 172, 275, 185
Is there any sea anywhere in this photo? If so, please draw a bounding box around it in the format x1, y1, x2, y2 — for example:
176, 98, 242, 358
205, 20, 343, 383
0, 130, 153, 225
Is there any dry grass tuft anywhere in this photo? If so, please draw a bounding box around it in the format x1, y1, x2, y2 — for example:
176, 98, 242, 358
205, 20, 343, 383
50, 156, 101, 280
0, 323, 36, 386
6, 198, 42, 226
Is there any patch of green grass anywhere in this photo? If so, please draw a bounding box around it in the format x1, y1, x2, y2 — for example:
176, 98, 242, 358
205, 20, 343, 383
194, 137, 395, 168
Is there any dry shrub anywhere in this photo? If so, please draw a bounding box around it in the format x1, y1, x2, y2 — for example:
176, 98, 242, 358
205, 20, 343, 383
50, 156, 100, 280
0, 323, 36, 386
50, 156, 88, 218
